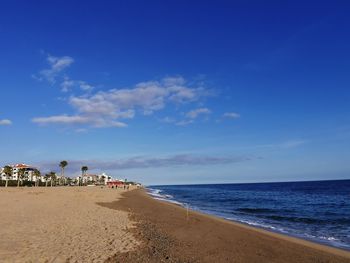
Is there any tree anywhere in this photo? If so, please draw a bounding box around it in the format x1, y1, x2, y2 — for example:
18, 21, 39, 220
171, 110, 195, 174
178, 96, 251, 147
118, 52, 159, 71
44, 173, 50, 187
49, 172, 56, 187
100, 175, 106, 185
33, 169, 41, 187
66, 177, 72, 186
17, 168, 26, 187
81, 166, 88, 186
59, 160, 68, 186
3, 166, 12, 187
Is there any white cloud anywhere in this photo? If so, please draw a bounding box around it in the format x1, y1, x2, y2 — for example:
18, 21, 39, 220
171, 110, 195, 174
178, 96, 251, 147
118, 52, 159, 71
223, 112, 240, 119
186, 108, 211, 119
175, 120, 193, 126
32, 115, 89, 125
36, 55, 74, 83
160, 117, 176, 123
47, 55, 74, 71
60, 77, 75, 92
250, 139, 307, 150
60, 77, 94, 92
35, 54, 96, 93
0, 119, 12, 126
33, 76, 209, 129
279, 139, 307, 149
32, 114, 127, 128
78, 81, 94, 91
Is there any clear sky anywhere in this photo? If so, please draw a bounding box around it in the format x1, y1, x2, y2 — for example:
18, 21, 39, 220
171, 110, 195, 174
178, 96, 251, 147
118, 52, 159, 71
0, 1, 349, 185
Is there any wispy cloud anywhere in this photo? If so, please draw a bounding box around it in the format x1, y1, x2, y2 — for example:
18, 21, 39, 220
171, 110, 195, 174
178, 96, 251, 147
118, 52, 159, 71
34, 54, 95, 94
186, 108, 211, 119
0, 119, 12, 126
279, 139, 307, 149
61, 77, 94, 92
175, 120, 193, 126
32, 115, 90, 125
249, 139, 308, 150
159, 117, 176, 124
36, 154, 253, 173
35, 54, 74, 83
32, 114, 127, 128
32, 76, 210, 128
222, 112, 240, 119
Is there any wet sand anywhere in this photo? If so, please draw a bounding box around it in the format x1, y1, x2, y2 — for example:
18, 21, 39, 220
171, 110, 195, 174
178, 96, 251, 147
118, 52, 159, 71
0, 187, 138, 263
103, 189, 350, 263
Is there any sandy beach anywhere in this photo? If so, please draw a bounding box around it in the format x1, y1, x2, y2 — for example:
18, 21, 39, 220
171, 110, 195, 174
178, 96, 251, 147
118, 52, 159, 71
104, 189, 350, 263
1, 187, 349, 263
0, 187, 138, 263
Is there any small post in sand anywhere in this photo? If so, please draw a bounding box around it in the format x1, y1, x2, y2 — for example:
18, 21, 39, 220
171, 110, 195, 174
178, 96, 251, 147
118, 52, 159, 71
186, 203, 189, 221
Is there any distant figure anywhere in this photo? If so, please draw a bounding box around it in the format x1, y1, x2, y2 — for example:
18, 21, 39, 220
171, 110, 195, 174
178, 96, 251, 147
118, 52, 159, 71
123, 184, 126, 190
127, 185, 129, 190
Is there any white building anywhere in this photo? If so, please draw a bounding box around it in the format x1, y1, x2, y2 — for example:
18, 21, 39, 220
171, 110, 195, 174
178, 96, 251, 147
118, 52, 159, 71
0, 163, 42, 182
77, 172, 113, 185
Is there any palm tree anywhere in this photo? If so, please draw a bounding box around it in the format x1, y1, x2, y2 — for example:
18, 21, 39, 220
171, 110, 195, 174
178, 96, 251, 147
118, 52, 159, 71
81, 166, 88, 186
59, 160, 68, 186
44, 173, 50, 187
17, 168, 25, 187
33, 169, 41, 187
3, 166, 12, 187
49, 172, 56, 187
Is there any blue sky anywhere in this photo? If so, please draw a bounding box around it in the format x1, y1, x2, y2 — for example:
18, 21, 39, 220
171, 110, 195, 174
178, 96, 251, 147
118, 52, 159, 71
0, 1, 349, 185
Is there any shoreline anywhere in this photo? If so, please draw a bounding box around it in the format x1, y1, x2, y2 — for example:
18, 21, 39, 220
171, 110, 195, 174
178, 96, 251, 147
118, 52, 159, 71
103, 188, 350, 263
147, 188, 350, 252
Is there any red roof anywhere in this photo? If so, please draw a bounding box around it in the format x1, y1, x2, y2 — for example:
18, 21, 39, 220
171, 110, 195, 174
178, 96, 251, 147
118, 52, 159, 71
12, 163, 35, 169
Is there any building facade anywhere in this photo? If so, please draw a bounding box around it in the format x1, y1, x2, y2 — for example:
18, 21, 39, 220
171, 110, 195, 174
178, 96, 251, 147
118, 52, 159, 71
0, 163, 42, 182
77, 172, 113, 185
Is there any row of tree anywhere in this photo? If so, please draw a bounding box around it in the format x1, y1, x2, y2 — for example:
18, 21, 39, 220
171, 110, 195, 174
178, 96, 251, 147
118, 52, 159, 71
1, 160, 90, 187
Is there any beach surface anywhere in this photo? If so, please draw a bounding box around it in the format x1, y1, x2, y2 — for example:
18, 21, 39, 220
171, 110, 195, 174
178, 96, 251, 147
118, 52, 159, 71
103, 189, 350, 263
1, 187, 349, 263
0, 187, 138, 263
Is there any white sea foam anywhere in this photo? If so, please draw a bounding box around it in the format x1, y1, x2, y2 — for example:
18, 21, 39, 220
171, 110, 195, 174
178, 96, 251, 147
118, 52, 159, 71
320, 236, 339, 241
225, 217, 287, 233
147, 188, 184, 206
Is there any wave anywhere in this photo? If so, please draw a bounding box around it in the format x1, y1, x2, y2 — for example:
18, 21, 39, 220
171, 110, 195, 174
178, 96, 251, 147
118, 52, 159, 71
236, 208, 279, 214
263, 215, 350, 225
147, 188, 184, 206
264, 215, 322, 224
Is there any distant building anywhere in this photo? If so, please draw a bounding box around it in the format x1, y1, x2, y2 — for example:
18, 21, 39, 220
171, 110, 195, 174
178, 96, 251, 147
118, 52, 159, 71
0, 163, 42, 182
77, 172, 113, 185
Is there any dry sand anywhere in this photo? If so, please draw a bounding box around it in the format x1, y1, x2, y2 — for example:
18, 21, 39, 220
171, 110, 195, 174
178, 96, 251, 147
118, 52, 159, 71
104, 189, 350, 263
0, 186, 138, 263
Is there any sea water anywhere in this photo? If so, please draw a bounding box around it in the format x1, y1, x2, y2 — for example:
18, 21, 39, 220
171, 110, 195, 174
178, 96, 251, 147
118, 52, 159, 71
147, 180, 350, 250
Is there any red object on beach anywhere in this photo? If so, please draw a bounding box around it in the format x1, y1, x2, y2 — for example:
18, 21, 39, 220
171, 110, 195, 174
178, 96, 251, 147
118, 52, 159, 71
107, 180, 125, 188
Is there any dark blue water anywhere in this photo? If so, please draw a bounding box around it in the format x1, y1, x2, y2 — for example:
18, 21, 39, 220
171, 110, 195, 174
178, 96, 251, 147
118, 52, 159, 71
147, 180, 350, 250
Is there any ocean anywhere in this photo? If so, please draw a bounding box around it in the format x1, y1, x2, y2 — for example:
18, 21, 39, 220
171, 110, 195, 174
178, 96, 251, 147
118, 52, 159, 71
147, 179, 350, 250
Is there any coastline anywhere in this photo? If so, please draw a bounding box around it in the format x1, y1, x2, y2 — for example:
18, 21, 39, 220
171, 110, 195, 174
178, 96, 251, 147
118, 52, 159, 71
103, 188, 350, 263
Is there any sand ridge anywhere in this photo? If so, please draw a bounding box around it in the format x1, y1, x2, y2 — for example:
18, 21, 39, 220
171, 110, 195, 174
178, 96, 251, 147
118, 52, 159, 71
0, 187, 138, 263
